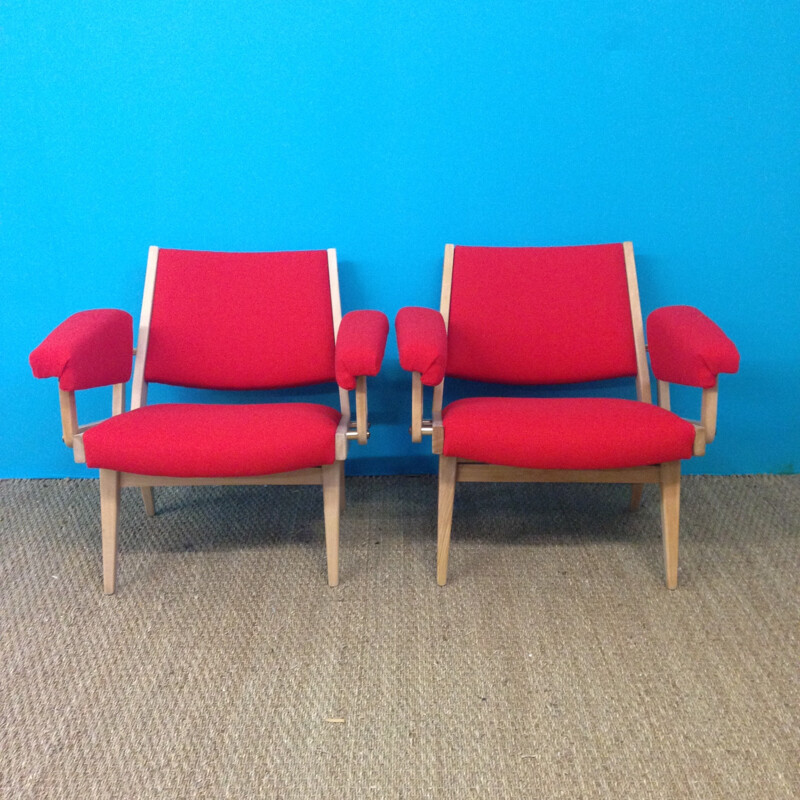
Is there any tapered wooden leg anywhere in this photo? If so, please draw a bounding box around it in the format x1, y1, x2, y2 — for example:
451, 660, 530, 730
630, 483, 644, 511
322, 463, 341, 587
437, 456, 457, 586
659, 461, 681, 590
141, 487, 155, 517
337, 459, 345, 510
99, 469, 121, 595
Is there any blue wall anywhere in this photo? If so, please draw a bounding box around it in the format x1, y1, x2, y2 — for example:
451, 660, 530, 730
2, 1, 798, 477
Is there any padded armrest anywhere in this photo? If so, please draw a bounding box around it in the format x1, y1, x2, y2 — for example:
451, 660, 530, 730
395, 307, 447, 386
647, 305, 739, 388
335, 310, 390, 390
30, 309, 134, 391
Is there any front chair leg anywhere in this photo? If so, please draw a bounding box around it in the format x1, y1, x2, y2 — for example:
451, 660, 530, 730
437, 456, 457, 586
321, 463, 341, 587
99, 469, 121, 595
659, 461, 681, 589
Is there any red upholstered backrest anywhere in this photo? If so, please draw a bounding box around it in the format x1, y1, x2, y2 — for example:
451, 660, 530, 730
446, 244, 639, 384
144, 249, 336, 389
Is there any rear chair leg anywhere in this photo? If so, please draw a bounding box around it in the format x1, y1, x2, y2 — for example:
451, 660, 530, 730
630, 483, 644, 510
322, 463, 341, 587
141, 487, 155, 517
99, 469, 121, 595
659, 461, 681, 589
437, 456, 457, 586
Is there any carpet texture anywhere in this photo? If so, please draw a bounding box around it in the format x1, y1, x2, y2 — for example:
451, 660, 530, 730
1, 475, 798, 799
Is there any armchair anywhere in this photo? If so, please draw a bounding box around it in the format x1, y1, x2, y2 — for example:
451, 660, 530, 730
396, 243, 739, 588
30, 247, 388, 593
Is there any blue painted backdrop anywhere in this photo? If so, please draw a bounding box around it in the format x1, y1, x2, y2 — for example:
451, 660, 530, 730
2, 1, 798, 477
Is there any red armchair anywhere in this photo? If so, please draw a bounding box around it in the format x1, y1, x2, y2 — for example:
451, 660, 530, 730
30, 247, 388, 593
396, 243, 739, 588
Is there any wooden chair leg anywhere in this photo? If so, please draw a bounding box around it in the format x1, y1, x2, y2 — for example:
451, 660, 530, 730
659, 461, 681, 589
141, 487, 155, 517
437, 456, 457, 586
99, 469, 121, 595
321, 463, 340, 587
338, 459, 345, 511
630, 483, 644, 511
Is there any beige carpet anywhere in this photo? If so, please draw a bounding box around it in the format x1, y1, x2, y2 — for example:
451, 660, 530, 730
1, 475, 798, 799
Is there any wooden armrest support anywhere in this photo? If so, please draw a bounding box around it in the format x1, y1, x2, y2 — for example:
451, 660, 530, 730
56, 383, 126, 463
409, 371, 444, 453
657, 378, 719, 457
59, 390, 79, 449
700, 382, 718, 443
411, 372, 423, 443
356, 375, 368, 445
334, 376, 371, 459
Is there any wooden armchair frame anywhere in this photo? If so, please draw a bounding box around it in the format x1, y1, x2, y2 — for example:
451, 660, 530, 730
408, 243, 727, 589
38, 247, 383, 594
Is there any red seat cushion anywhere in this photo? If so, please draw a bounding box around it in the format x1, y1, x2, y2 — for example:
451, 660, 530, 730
83, 403, 341, 477
442, 397, 696, 469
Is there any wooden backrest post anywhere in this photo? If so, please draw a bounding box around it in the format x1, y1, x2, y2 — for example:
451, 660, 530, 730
429, 244, 454, 454
327, 248, 350, 423
439, 243, 455, 331
131, 246, 159, 411
432, 243, 455, 419
328, 248, 352, 460
623, 241, 652, 405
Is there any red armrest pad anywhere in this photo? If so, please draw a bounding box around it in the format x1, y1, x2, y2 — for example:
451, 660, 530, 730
335, 310, 390, 390
30, 309, 134, 391
647, 305, 739, 388
395, 307, 447, 386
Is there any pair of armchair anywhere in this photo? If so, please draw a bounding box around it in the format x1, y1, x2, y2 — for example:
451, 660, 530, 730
31, 243, 738, 594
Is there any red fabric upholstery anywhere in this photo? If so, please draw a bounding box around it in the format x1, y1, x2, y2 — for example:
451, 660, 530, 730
647, 306, 740, 388
442, 397, 696, 469
447, 244, 638, 384
335, 310, 390, 390
83, 403, 340, 477
395, 307, 448, 386
29, 309, 133, 391
145, 249, 336, 390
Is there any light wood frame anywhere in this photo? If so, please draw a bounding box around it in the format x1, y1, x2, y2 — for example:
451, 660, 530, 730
416, 242, 721, 590
59, 247, 370, 594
